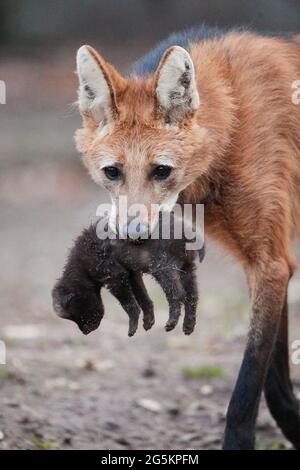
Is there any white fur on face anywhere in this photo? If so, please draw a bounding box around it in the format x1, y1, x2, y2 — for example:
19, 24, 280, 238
76, 46, 111, 123
108, 195, 118, 233
160, 192, 180, 212
84, 155, 116, 188
156, 46, 200, 116
154, 155, 176, 167
106, 191, 180, 237
98, 154, 118, 170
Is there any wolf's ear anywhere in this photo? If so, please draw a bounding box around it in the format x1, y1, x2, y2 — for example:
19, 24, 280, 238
154, 46, 200, 123
76, 45, 125, 125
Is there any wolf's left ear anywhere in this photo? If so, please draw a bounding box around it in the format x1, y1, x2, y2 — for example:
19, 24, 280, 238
76, 45, 125, 125
154, 46, 200, 123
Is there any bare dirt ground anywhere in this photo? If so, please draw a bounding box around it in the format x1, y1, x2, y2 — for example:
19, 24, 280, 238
0, 56, 300, 450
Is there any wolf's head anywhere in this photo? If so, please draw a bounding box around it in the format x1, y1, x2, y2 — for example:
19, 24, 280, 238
75, 44, 210, 237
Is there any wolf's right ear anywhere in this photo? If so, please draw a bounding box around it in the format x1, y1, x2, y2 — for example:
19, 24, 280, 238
76, 45, 125, 125
154, 46, 199, 123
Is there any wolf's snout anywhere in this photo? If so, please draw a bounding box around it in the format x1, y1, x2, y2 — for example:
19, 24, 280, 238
122, 222, 149, 240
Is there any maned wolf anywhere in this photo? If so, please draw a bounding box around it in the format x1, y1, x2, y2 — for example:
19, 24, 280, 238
73, 26, 300, 449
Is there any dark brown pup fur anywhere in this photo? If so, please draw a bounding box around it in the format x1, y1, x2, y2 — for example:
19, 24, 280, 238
53, 221, 202, 336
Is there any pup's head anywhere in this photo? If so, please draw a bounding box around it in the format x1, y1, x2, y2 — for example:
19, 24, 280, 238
52, 281, 103, 335
75, 44, 211, 237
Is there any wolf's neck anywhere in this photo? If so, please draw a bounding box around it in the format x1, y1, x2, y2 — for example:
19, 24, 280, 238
180, 41, 238, 205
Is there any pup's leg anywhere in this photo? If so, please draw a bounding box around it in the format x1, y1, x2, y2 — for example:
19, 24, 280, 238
109, 276, 141, 337
152, 270, 184, 332
180, 264, 198, 335
129, 272, 155, 331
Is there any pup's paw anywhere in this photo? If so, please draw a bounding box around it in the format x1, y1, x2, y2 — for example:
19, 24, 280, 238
183, 317, 196, 335
128, 316, 139, 337
165, 318, 179, 332
143, 312, 155, 331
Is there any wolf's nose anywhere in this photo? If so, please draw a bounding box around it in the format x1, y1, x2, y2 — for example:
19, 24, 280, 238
122, 222, 149, 240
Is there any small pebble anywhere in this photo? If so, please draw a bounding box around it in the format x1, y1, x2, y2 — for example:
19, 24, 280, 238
63, 436, 72, 445
104, 420, 120, 431
167, 406, 180, 417
142, 367, 156, 378
137, 398, 162, 413
200, 384, 213, 396
82, 359, 115, 372
114, 436, 131, 447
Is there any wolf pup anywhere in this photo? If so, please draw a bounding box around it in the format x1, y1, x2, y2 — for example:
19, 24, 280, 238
53, 218, 204, 337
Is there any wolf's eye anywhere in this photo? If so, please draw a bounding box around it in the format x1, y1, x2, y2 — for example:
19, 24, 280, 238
103, 166, 122, 181
152, 165, 172, 181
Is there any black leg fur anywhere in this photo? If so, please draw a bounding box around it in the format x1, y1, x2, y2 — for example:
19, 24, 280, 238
109, 276, 141, 337
152, 270, 184, 332
223, 260, 289, 449
129, 272, 155, 331
180, 265, 198, 335
264, 295, 300, 449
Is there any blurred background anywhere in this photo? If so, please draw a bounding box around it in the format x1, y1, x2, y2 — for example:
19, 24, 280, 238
0, 0, 300, 450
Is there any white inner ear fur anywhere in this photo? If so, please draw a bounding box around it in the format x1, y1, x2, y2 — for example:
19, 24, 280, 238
156, 46, 200, 113
155, 156, 176, 167
76, 46, 111, 123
